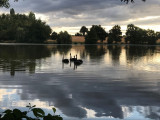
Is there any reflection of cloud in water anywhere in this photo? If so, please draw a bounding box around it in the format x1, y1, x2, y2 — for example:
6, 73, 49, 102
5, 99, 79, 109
1, 71, 160, 119
0, 89, 17, 102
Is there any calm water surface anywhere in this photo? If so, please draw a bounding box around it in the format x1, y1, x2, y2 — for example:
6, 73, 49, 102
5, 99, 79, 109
0, 44, 160, 120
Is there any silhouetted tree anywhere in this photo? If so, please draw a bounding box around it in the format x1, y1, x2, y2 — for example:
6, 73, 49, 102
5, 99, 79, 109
29, 12, 36, 20
146, 29, 157, 45
80, 26, 88, 36
85, 29, 98, 44
57, 31, 72, 44
156, 32, 160, 39
75, 32, 83, 36
10, 8, 15, 16
108, 25, 122, 44
51, 31, 58, 40
0, 10, 52, 43
126, 24, 157, 45
126, 24, 145, 44
90, 25, 108, 43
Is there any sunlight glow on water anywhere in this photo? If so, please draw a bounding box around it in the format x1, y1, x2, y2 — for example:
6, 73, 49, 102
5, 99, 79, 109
0, 44, 160, 120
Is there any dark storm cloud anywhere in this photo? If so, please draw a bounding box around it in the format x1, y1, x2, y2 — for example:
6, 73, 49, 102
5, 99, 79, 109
1, 0, 160, 32
11, 0, 121, 13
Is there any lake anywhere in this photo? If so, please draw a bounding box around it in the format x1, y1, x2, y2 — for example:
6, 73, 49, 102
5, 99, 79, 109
0, 44, 160, 120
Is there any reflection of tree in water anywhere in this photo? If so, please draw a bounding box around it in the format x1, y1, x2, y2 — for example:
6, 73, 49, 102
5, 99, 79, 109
125, 46, 156, 63
51, 45, 72, 55
107, 45, 122, 65
0, 45, 51, 76
85, 45, 106, 60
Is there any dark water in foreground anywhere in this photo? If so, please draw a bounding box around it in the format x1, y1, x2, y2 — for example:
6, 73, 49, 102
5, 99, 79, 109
0, 44, 160, 120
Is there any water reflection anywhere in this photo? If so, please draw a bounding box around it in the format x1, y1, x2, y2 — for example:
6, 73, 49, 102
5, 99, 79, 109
51, 45, 72, 55
126, 45, 156, 63
108, 45, 122, 66
0, 45, 51, 76
85, 45, 106, 60
0, 44, 160, 120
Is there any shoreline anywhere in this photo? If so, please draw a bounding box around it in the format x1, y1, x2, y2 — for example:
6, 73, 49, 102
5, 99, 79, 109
0, 42, 160, 46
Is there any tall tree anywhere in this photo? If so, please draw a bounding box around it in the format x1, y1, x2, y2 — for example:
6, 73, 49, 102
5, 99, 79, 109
10, 8, 15, 16
80, 26, 88, 36
108, 25, 122, 44
90, 25, 108, 43
85, 29, 98, 44
146, 29, 157, 45
51, 31, 58, 40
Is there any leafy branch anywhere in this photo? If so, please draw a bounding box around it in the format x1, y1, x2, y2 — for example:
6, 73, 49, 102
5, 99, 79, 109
0, 103, 63, 120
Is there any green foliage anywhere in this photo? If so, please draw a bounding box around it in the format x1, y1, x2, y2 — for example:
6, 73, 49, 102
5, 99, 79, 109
108, 25, 122, 44
90, 25, 108, 42
126, 24, 157, 45
80, 26, 88, 36
0, 103, 63, 120
0, 10, 51, 43
50, 32, 58, 40
57, 31, 72, 44
85, 29, 98, 44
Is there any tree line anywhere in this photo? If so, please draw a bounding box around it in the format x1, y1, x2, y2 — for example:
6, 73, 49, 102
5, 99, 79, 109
73, 24, 160, 45
0, 8, 72, 43
52, 24, 160, 45
0, 9, 160, 44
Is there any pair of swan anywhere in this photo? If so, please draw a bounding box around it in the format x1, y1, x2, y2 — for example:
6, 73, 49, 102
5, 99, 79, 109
62, 53, 83, 65
70, 53, 83, 65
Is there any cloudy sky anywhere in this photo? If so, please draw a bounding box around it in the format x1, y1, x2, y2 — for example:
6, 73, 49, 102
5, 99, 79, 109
1, 0, 160, 34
